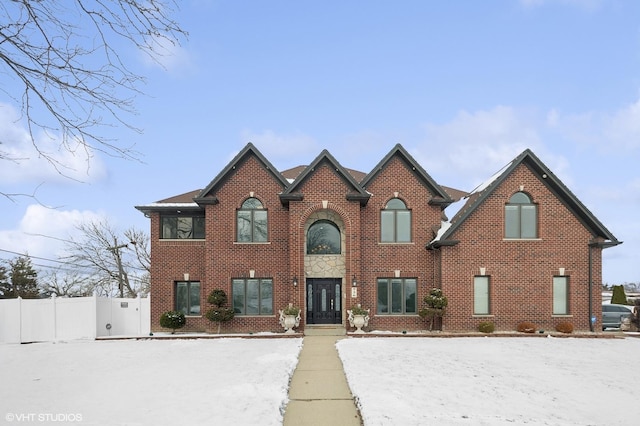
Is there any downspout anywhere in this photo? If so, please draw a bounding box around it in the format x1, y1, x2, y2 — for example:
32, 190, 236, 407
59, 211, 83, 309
588, 242, 593, 332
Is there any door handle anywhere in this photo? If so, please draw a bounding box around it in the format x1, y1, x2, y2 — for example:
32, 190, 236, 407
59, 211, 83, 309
331, 299, 334, 310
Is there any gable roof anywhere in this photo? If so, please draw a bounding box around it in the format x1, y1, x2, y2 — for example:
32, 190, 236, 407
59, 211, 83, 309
429, 149, 621, 248
361, 144, 453, 207
194, 143, 289, 205
279, 149, 371, 206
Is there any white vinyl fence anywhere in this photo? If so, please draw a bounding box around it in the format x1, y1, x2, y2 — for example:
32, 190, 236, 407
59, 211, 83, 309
0, 295, 150, 343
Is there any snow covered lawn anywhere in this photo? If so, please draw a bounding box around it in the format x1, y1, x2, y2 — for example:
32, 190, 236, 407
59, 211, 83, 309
337, 336, 640, 426
1, 338, 302, 426
3, 336, 640, 425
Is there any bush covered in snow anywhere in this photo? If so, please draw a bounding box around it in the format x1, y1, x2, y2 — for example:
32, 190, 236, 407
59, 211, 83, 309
159, 310, 186, 334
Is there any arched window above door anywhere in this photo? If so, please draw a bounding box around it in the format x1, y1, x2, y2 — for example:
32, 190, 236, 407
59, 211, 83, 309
307, 220, 341, 254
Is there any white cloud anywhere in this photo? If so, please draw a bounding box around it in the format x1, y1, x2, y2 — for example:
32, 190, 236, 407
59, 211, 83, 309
0, 102, 107, 184
413, 106, 546, 190
141, 35, 194, 74
549, 98, 640, 151
0, 204, 105, 263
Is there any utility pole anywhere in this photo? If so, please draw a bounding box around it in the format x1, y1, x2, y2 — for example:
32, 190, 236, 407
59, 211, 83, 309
107, 238, 136, 298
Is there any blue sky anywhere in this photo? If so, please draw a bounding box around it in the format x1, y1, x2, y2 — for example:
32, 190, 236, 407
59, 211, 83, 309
1, 0, 638, 285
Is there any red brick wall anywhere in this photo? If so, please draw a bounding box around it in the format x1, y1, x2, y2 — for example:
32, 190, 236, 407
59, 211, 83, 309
440, 164, 602, 332
359, 157, 442, 332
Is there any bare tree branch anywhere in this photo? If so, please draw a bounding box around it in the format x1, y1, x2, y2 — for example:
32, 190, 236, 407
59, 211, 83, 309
0, 0, 187, 194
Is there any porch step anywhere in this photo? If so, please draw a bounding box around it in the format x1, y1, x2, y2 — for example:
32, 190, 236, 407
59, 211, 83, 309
304, 325, 346, 336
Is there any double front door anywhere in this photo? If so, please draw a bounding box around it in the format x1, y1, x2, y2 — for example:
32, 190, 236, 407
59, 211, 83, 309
306, 278, 342, 324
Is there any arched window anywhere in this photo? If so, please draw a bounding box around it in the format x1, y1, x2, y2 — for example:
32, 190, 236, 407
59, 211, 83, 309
505, 192, 537, 238
237, 198, 267, 242
381, 198, 411, 242
307, 220, 341, 254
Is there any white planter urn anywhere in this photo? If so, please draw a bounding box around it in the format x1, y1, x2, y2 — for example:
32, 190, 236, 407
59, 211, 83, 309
347, 306, 370, 334
278, 304, 301, 334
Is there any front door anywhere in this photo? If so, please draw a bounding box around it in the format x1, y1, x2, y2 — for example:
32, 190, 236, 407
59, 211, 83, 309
306, 278, 341, 324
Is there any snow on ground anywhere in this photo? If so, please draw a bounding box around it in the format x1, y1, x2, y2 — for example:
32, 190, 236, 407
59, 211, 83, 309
337, 336, 640, 426
2, 336, 640, 426
1, 338, 302, 426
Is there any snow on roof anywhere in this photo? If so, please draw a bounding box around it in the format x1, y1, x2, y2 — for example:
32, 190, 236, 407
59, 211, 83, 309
136, 202, 199, 209
468, 158, 514, 195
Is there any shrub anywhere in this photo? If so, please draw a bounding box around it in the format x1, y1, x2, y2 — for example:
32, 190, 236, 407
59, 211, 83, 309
159, 310, 186, 334
555, 321, 574, 334
418, 288, 448, 331
516, 321, 536, 333
207, 289, 228, 307
205, 289, 234, 334
282, 304, 301, 316
349, 305, 369, 316
478, 321, 495, 333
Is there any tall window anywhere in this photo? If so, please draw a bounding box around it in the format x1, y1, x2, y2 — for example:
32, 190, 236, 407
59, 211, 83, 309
377, 278, 416, 314
175, 281, 200, 315
381, 198, 411, 242
553, 276, 569, 315
232, 278, 273, 315
307, 220, 341, 254
505, 192, 537, 239
161, 215, 205, 239
474, 276, 490, 315
237, 198, 267, 242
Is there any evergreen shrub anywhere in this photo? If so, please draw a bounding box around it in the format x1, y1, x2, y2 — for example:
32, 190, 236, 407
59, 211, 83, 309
159, 310, 186, 334
478, 321, 495, 333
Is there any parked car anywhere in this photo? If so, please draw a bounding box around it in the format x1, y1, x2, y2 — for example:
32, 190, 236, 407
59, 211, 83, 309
602, 304, 633, 330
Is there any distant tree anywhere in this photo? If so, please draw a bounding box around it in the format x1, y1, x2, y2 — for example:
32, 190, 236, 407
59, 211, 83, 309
611, 285, 628, 305
39, 268, 93, 298
63, 219, 150, 297
0, 263, 11, 298
0, 1, 187, 198
9, 256, 39, 298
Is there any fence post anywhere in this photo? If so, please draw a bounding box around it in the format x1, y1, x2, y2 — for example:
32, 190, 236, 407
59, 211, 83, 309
18, 296, 23, 344
52, 294, 57, 341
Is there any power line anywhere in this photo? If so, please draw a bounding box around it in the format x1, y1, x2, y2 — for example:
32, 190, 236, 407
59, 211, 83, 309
0, 248, 75, 265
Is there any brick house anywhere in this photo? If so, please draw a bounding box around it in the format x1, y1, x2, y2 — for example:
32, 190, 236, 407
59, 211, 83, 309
135, 143, 620, 333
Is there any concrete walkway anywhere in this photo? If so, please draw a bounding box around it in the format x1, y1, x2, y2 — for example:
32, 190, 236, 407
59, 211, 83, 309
283, 333, 362, 426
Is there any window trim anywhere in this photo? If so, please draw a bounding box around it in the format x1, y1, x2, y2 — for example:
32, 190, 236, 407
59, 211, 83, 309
376, 277, 417, 315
